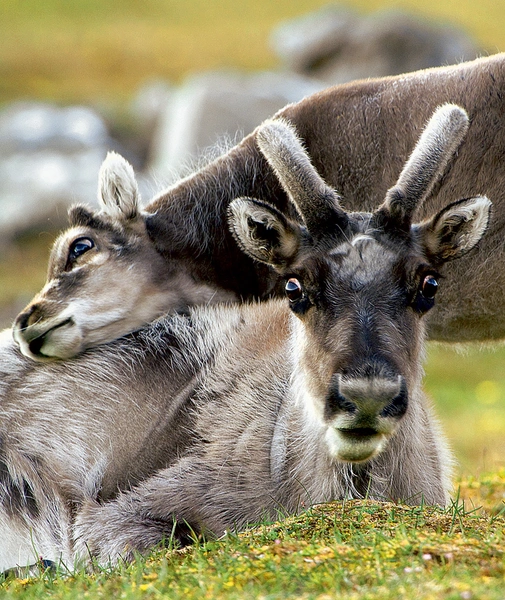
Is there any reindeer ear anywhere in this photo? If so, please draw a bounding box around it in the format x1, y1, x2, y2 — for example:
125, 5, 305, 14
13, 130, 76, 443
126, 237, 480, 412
98, 152, 139, 221
417, 196, 491, 262
228, 198, 302, 269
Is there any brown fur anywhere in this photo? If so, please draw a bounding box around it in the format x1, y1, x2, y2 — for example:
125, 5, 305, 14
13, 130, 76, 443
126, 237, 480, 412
147, 53, 505, 342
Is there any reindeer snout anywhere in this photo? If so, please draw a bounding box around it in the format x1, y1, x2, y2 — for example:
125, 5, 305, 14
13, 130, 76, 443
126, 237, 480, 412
13, 302, 78, 361
13, 304, 44, 355
325, 374, 408, 421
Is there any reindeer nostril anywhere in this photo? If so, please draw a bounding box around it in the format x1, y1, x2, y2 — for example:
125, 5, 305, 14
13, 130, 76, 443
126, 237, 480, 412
28, 336, 45, 356
325, 388, 357, 417
27, 317, 74, 357
15, 304, 40, 331
380, 381, 408, 418
15, 311, 32, 331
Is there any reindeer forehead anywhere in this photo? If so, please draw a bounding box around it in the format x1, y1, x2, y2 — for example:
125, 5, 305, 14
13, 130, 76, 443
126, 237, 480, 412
68, 204, 124, 233
326, 234, 398, 287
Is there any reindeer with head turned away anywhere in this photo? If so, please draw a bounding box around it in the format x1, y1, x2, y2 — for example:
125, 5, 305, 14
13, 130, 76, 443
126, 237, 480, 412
0, 104, 490, 571
12, 152, 237, 361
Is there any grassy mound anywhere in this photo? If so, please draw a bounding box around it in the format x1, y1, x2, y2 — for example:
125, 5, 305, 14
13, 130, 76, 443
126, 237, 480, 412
3, 471, 504, 599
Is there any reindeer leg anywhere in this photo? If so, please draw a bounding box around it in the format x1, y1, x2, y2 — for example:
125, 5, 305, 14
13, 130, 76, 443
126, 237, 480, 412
73, 453, 266, 566
73, 457, 207, 565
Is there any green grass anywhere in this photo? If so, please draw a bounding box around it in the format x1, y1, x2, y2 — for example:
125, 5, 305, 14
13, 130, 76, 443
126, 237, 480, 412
424, 344, 505, 475
1, 479, 504, 599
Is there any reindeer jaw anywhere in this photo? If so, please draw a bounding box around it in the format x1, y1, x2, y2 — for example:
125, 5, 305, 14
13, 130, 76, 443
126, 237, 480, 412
324, 412, 401, 463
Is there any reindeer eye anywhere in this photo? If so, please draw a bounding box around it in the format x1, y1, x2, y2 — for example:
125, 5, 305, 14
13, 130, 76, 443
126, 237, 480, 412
69, 237, 94, 261
285, 278, 303, 302
421, 275, 438, 299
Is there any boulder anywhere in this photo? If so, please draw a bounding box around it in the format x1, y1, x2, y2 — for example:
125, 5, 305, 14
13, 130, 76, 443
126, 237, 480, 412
148, 70, 324, 179
0, 102, 112, 241
270, 6, 482, 84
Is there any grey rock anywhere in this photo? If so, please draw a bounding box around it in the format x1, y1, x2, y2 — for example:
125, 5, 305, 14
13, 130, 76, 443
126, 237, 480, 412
128, 79, 174, 168
271, 6, 481, 84
149, 70, 324, 179
59, 106, 109, 150
0, 102, 108, 154
271, 5, 359, 73
0, 102, 112, 240
0, 148, 107, 237
130, 79, 173, 136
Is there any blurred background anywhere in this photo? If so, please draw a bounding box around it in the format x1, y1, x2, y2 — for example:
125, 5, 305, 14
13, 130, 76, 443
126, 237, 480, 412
0, 0, 504, 480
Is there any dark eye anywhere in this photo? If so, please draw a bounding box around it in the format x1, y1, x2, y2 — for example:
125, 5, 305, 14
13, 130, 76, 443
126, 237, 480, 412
285, 278, 303, 302
69, 237, 94, 261
412, 272, 440, 315
421, 275, 438, 299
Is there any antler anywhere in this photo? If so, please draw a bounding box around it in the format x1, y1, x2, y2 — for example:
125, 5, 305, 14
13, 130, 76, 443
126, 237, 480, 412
377, 104, 469, 227
256, 118, 348, 240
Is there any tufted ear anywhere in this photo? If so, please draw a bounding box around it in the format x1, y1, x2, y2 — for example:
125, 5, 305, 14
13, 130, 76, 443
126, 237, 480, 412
98, 152, 140, 221
228, 198, 303, 269
416, 196, 491, 262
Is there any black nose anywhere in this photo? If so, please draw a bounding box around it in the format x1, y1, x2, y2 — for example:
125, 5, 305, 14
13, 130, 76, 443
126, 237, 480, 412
380, 379, 408, 418
325, 384, 357, 417
14, 306, 36, 331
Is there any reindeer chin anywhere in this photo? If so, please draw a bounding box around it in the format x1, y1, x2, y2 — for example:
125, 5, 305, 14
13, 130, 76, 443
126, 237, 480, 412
325, 427, 388, 463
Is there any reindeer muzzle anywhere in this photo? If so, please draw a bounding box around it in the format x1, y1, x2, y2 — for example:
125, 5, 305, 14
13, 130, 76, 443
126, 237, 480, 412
324, 374, 408, 462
